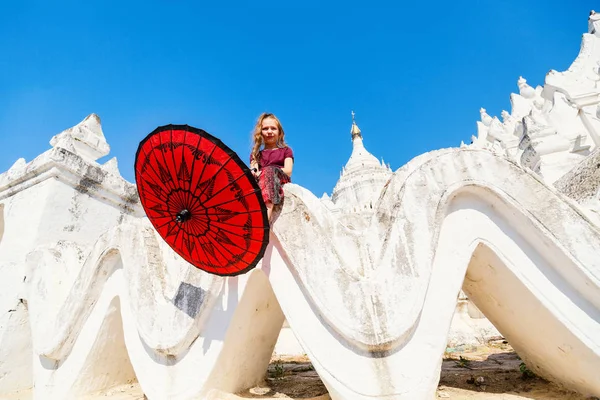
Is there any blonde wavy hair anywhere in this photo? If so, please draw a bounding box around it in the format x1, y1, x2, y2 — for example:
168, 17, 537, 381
250, 112, 288, 164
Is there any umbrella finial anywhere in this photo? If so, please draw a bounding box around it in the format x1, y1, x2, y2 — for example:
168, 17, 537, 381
176, 209, 191, 223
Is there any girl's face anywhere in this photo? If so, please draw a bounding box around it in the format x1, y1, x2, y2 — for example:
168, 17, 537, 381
261, 117, 280, 147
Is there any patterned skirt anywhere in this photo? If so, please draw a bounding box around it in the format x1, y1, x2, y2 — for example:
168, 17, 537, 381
258, 166, 291, 206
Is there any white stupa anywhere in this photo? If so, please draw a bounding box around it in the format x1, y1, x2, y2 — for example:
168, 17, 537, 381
322, 112, 392, 227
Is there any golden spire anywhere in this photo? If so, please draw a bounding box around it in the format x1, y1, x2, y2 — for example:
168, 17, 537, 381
351, 110, 362, 140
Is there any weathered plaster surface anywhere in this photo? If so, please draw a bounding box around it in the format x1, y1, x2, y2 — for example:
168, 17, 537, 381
270, 148, 600, 399
554, 147, 600, 201
23, 221, 285, 399
0, 115, 142, 394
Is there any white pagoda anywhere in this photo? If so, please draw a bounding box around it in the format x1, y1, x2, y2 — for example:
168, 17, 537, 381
320, 112, 393, 229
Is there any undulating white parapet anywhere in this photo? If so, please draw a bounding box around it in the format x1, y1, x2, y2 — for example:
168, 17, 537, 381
24, 221, 284, 399
12, 144, 600, 400
269, 148, 600, 399
315, 113, 501, 349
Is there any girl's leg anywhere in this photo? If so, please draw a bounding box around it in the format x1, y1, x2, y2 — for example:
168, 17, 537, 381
258, 166, 289, 223
259, 167, 275, 222
265, 201, 273, 221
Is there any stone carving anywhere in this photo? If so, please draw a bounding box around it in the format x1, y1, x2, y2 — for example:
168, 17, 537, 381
469, 20, 600, 183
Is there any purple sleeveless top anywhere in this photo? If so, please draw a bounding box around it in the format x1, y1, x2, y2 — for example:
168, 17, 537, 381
254, 147, 294, 170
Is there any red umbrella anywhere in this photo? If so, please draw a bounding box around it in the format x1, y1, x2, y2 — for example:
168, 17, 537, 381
134, 125, 269, 276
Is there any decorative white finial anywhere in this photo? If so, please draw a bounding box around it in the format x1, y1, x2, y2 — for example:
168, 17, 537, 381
518, 76, 536, 99
480, 108, 493, 126
589, 10, 600, 35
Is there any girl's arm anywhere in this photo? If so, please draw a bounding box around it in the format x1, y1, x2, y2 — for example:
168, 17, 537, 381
250, 155, 260, 177
282, 157, 294, 177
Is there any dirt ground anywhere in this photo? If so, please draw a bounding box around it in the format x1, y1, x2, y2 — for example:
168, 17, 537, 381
434, 339, 592, 400
2, 340, 595, 399
232, 339, 593, 400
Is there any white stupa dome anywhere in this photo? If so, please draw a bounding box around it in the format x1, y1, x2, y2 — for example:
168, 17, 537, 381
330, 112, 392, 213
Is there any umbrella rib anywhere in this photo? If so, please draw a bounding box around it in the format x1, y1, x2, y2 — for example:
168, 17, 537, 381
180, 129, 189, 185
168, 130, 190, 212
204, 209, 262, 216
203, 188, 262, 210
187, 219, 261, 260
206, 230, 237, 259
187, 221, 217, 267
170, 193, 184, 214
197, 168, 252, 209
192, 156, 235, 204
195, 235, 222, 267
139, 146, 176, 195
186, 154, 236, 216
172, 222, 187, 257
186, 213, 267, 239
189, 217, 261, 256
185, 220, 221, 266
169, 129, 180, 187
158, 128, 178, 187
172, 131, 257, 227
138, 147, 167, 192
191, 138, 219, 200
204, 226, 259, 268
209, 218, 268, 230
151, 215, 204, 236
210, 230, 261, 257
153, 216, 181, 231
147, 201, 264, 233
192, 235, 213, 267
135, 147, 157, 177
185, 218, 201, 236
208, 221, 266, 244
178, 219, 209, 265
143, 142, 175, 192
139, 184, 169, 207
169, 131, 192, 207
187, 219, 207, 236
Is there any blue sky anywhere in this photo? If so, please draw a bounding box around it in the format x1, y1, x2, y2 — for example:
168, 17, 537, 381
0, 1, 594, 197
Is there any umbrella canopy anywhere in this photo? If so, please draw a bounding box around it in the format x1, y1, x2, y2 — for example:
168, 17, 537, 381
134, 124, 269, 276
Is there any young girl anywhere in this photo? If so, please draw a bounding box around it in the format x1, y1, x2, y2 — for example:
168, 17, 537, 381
249, 113, 294, 221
